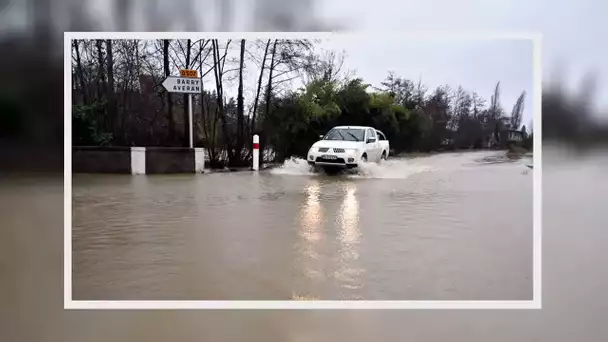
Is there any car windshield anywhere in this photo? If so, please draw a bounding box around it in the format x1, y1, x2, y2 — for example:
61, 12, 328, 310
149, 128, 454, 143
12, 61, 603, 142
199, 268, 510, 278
323, 128, 365, 142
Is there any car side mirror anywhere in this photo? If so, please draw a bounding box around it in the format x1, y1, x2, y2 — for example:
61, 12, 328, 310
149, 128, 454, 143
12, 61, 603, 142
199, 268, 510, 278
367, 138, 376, 144
319, 134, 324, 139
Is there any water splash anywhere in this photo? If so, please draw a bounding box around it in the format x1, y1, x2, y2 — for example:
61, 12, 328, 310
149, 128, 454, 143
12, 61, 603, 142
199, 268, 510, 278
269, 157, 435, 179
269, 151, 529, 179
269, 157, 316, 176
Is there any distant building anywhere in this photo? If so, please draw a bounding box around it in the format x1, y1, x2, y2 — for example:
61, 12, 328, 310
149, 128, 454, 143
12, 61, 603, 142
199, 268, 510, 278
484, 118, 527, 148
506, 129, 524, 143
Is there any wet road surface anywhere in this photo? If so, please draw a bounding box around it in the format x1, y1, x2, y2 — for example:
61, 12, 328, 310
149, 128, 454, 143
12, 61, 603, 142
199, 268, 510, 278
9, 147, 608, 341
72, 151, 533, 300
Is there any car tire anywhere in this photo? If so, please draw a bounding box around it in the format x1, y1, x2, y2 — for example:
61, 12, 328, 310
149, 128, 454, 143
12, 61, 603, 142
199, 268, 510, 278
361, 153, 368, 162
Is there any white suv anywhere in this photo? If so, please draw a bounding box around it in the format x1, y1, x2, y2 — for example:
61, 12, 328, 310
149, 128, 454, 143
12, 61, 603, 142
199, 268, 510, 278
307, 126, 390, 170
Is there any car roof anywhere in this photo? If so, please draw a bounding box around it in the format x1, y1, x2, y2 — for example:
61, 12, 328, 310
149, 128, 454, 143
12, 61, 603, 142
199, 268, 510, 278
333, 126, 384, 134
333, 126, 370, 130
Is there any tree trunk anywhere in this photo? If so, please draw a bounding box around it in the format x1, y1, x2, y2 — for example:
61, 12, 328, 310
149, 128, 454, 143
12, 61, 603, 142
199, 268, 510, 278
183, 39, 192, 147
212, 39, 234, 163
246, 39, 271, 161
260, 40, 278, 167
163, 39, 175, 144
105, 39, 116, 138
73, 40, 88, 105
198, 40, 209, 148
95, 40, 105, 100
250, 39, 271, 138
264, 40, 278, 121
236, 39, 246, 162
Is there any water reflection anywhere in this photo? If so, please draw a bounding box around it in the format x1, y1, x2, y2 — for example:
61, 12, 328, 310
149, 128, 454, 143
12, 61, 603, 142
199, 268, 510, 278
338, 183, 361, 245
295, 180, 325, 299
335, 182, 364, 298
299, 180, 323, 243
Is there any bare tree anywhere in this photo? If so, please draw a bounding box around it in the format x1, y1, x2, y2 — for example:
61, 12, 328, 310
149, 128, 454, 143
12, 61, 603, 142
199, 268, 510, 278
163, 39, 175, 143
308, 50, 345, 83
471, 92, 485, 118
510, 91, 525, 130
211, 39, 234, 162
73, 40, 88, 104
489, 81, 504, 120
250, 39, 271, 136
95, 40, 106, 100
182, 39, 192, 147
262, 39, 315, 120
380, 71, 416, 109
106, 39, 116, 133
236, 39, 246, 162
449, 86, 468, 132
414, 78, 428, 109
264, 40, 279, 126
195, 41, 221, 162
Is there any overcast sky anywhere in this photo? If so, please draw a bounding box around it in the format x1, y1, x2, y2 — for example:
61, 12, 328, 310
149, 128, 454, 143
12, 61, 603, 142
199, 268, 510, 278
319, 0, 608, 119
318, 37, 533, 127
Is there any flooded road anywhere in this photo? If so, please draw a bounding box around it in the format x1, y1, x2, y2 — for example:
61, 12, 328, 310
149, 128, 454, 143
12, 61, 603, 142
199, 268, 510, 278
73, 151, 533, 300
7, 146, 608, 341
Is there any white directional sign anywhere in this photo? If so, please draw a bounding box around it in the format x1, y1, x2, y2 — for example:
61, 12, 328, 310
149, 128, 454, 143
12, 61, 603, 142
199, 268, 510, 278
162, 73, 202, 148
161, 76, 201, 94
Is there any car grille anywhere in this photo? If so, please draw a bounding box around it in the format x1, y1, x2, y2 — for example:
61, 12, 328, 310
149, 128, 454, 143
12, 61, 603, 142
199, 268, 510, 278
316, 156, 345, 164
318, 147, 329, 153
332, 148, 345, 153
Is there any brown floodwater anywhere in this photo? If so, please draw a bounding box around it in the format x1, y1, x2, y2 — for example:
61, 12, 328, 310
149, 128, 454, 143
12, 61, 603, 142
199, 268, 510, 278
71, 151, 533, 300
5, 147, 608, 341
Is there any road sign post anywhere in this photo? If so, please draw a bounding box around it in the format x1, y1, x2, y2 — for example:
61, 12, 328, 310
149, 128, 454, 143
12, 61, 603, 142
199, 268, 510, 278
188, 94, 193, 148
252, 134, 260, 171
162, 70, 200, 149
